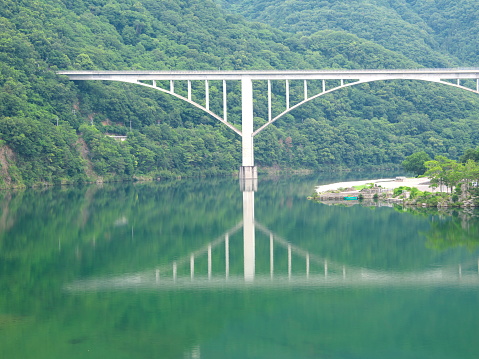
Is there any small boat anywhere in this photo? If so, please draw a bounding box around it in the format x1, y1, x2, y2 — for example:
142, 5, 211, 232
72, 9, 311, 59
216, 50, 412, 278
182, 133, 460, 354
343, 196, 358, 200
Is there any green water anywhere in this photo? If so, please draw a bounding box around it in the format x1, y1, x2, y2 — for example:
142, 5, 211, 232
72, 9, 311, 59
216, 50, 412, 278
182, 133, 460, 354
1, 173, 479, 358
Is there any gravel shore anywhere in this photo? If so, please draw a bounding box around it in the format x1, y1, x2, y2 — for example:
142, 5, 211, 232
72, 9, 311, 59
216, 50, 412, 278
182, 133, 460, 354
316, 177, 439, 193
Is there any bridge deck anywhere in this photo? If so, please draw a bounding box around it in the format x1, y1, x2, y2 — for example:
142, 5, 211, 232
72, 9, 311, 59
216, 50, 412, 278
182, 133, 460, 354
58, 68, 479, 81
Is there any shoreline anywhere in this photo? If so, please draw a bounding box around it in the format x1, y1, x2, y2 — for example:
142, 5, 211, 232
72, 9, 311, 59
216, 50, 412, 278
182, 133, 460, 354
316, 177, 439, 193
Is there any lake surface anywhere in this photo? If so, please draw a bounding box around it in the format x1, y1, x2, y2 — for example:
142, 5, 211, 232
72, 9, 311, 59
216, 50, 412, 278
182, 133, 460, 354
1, 172, 479, 359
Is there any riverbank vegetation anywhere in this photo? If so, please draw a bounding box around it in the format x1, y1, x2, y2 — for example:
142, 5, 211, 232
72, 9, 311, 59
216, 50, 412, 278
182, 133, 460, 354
312, 149, 479, 207
2, 0, 479, 187
397, 150, 479, 207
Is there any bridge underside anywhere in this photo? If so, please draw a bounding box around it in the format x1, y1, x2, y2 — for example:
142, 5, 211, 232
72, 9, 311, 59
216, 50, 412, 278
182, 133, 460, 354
58, 68, 479, 180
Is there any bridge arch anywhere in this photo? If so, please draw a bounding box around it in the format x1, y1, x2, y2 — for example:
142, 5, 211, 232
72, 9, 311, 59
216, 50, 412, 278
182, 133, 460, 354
58, 69, 479, 179
134, 80, 242, 136
253, 77, 479, 136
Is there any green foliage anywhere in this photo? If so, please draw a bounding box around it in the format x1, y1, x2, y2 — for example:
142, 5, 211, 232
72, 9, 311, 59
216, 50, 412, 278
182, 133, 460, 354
353, 183, 374, 190
424, 156, 479, 194
460, 147, 479, 163
402, 151, 431, 176
0, 116, 86, 186
80, 124, 135, 178
222, 0, 479, 67
1, 0, 479, 186
393, 186, 409, 198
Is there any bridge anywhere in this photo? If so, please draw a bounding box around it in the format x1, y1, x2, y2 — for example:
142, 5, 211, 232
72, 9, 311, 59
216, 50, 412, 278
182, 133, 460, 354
58, 68, 479, 179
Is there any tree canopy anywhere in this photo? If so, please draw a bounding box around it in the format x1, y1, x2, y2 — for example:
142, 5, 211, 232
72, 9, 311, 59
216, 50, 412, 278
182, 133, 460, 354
402, 151, 431, 176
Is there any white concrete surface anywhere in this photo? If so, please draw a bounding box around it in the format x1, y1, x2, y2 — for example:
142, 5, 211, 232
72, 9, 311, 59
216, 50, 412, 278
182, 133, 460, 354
316, 177, 438, 193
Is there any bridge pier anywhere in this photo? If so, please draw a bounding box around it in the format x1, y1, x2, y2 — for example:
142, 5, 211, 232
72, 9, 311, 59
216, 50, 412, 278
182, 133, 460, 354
239, 77, 258, 180
239, 166, 257, 181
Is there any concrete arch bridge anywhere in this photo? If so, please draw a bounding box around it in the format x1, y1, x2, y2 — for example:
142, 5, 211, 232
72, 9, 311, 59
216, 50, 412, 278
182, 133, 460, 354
58, 68, 479, 179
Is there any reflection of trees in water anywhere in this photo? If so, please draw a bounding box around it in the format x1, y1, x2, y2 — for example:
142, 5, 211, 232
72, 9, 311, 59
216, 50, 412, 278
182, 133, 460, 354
0, 192, 15, 233
425, 211, 479, 251
398, 206, 479, 251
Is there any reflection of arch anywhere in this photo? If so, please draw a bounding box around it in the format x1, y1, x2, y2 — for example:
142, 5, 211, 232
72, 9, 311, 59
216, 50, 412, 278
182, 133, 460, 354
65, 186, 479, 291
59, 69, 479, 178
65, 219, 479, 291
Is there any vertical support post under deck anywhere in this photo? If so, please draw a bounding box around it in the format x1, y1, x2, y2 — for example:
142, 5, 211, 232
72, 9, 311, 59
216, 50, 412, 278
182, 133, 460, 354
322, 80, 326, 93
286, 79, 290, 109
304, 79, 308, 100
268, 80, 272, 122
205, 80, 209, 110
170, 80, 174, 93
239, 77, 257, 179
187, 80, 192, 101
223, 80, 228, 122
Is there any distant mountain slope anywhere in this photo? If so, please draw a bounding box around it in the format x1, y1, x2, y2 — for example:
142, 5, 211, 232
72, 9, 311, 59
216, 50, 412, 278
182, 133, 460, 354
219, 0, 479, 67
411, 0, 479, 66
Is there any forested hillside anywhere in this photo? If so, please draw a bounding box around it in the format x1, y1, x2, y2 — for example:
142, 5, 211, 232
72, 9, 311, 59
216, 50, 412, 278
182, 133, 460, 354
1, 0, 479, 187
220, 0, 479, 67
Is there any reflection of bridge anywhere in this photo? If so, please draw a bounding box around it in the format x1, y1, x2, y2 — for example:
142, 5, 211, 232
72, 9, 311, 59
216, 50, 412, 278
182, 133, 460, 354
58, 68, 479, 179
66, 182, 479, 292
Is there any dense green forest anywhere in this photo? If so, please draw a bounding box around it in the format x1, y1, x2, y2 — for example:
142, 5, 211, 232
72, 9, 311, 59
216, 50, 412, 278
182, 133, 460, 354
220, 0, 479, 67
1, 0, 479, 187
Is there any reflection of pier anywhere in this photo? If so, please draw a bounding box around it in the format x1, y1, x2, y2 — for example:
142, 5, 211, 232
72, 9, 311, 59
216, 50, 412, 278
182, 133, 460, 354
66, 181, 479, 292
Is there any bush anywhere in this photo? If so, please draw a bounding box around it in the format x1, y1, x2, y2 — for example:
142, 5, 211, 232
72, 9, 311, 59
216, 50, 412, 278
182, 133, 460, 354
409, 187, 422, 199
426, 196, 440, 206
393, 186, 411, 197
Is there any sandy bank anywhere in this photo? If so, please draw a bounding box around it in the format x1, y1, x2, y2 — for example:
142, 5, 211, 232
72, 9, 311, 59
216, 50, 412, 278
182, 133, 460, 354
316, 177, 439, 193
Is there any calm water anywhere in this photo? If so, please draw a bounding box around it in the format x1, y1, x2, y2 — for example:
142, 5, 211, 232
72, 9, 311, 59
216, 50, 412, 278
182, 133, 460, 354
1, 173, 479, 359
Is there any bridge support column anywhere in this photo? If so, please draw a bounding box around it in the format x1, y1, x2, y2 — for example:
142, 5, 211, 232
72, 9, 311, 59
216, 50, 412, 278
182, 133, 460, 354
239, 77, 257, 179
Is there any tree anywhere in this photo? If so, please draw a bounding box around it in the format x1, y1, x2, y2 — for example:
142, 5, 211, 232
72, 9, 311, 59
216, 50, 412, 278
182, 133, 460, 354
424, 156, 457, 192
460, 147, 479, 163
401, 151, 430, 176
